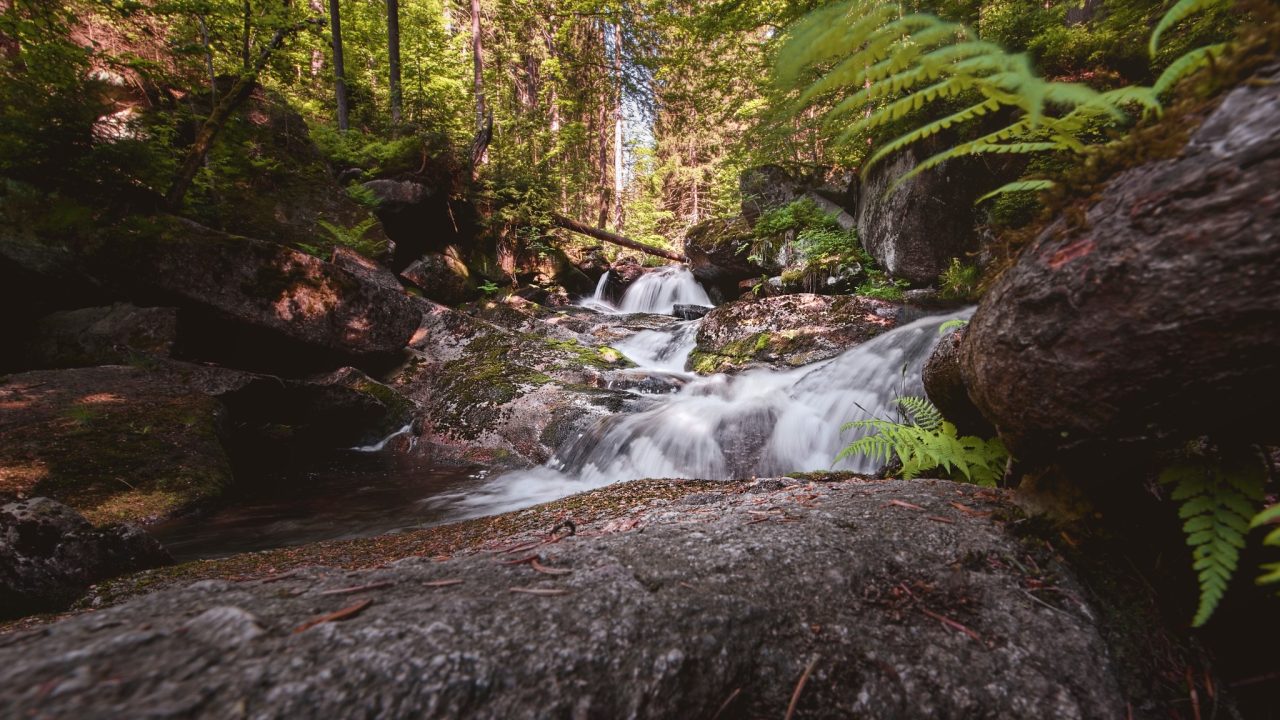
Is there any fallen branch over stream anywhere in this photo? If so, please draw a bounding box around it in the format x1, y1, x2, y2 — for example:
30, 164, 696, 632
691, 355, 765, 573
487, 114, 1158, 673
550, 213, 686, 262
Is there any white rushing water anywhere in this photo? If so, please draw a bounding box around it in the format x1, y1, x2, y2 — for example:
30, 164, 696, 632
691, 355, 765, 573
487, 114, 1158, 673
577, 265, 712, 315
441, 306, 974, 518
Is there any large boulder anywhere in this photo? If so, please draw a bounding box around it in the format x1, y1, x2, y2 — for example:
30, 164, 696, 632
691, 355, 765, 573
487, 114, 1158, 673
401, 248, 479, 306
361, 179, 475, 270
690, 294, 900, 374
922, 325, 991, 436
0, 478, 1190, 716
739, 164, 807, 223
0, 365, 236, 525
113, 216, 420, 356
683, 217, 767, 299
17, 304, 178, 370
961, 66, 1280, 463
857, 139, 1008, 286
0, 496, 170, 620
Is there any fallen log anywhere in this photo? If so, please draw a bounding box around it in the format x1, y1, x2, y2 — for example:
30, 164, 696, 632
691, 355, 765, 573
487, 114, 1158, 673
550, 213, 686, 262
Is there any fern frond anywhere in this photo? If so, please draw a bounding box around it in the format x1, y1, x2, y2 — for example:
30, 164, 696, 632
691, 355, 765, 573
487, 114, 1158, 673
897, 396, 944, 432
859, 97, 1003, 175
1153, 42, 1227, 96
1150, 0, 1227, 56
976, 180, 1056, 204
836, 397, 1008, 485
1251, 503, 1280, 591
1161, 454, 1267, 626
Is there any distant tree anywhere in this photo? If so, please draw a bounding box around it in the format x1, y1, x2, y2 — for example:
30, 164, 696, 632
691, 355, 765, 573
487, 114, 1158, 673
387, 0, 402, 125
328, 0, 349, 131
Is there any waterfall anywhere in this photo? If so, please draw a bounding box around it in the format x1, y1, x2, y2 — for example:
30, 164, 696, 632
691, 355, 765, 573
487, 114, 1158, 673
441, 308, 973, 517
577, 265, 712, 315
618, 266, 712, 314
612, 322, 701, 372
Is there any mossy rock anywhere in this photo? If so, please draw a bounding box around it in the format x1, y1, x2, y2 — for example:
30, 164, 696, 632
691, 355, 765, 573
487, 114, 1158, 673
0, 366, 233, 525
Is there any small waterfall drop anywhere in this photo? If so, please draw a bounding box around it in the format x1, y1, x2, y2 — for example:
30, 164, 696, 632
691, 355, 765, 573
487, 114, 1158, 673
613, 322, 701, 372
618, 265, 712, 314
577, 265, 712, 315
442, 308, 973, 517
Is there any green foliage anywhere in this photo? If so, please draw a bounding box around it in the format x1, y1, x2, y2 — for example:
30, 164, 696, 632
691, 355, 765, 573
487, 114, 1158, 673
754, 197, 862, 265
856, 272, 909, 301
1252, 502, 1280, 591
938, 257, 980, 300
937, 318, 969, 334
837, 396, 1008, 486
1160, 446, 1268, 626
312, 217, 382, 258
1151, 0, 1229, 56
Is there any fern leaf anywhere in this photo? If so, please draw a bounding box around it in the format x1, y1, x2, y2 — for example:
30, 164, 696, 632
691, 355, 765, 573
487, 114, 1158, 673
976, 180, 1055, 204
1150, 0, 1226, 56
1154, 42, 1227, 97
1161, 455, 1266, 626
1253, 503, 1280, 591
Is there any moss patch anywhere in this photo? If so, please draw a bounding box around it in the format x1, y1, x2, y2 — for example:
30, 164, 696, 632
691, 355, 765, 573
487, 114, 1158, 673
0, 367, 232, 525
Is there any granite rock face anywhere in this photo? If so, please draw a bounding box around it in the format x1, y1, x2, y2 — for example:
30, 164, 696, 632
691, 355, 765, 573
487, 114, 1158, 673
961, 65, 1280, 463
0, 480, 1169, 718
0, 496, 170, 619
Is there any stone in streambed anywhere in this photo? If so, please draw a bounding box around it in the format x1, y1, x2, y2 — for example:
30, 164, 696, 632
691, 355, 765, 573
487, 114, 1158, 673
0, 496, 170, 620
690, 294, 901, 374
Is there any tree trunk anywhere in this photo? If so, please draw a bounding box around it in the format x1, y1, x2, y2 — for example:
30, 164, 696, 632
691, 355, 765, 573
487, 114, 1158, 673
387, 0, 402, 125
166, 21, 314, 209
612, 23, 624, 230
469, 0, 486, 138
241, 0, 252, 70
329, 0, 349, 131
550, 213, 685, 262
0, 0, 19, 61
309, 0, 323, 77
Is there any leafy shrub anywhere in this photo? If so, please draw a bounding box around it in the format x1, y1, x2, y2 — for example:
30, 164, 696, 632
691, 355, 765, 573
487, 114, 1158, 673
856, 271, 909, 301
938, 257, 980, 300
837, 396, 1009, 486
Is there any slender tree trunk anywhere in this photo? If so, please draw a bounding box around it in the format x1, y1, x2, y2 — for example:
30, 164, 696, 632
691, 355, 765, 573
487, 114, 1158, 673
196, 16, 216, 104
611, 23, 623, 230
241, 0, 252, 70
167, 20, 314, 209
468, 0, 488, 171
309, 0, 323, 77
329, 0, 348, 131
387, 0, 402, 125
0, 0, 19, 62
469, 0, 485, 132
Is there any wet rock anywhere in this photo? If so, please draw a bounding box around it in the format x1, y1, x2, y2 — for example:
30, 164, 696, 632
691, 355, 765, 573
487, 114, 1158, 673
671, 304, 711, 320
691, 294, 900, 374
961, 65, 1280, 463
18, 304, 178, 370
112, 216, 420, 356
922, 325, 992, 437
220, 366, 416, 449
0, 480, 1175, 717
401, 249, 479, 306
0, 365, 236, 525
0, 496, 170, 620
857, 138, 1010, 286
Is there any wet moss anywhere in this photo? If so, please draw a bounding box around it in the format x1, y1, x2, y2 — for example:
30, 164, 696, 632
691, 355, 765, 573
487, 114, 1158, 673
541, 337, 635, 371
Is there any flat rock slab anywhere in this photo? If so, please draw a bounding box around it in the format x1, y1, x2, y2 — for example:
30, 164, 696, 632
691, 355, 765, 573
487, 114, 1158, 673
691, 294, 900, 374
0, 480, 1145, 718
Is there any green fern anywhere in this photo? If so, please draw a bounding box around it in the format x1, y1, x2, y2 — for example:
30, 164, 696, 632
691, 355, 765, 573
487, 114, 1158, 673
976, 179, 1056, 204
1251, 502, 1280, 590
836, 397, 1008, 486
1161, 450, 1267, 626
316, 217, 382, 257
1151, 0, 1229, 55
1153, 42, 1227, 96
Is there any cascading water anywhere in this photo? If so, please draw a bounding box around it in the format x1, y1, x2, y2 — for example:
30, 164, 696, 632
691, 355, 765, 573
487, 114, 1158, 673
577, 265, 712, 315
438, 307, 973, 517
